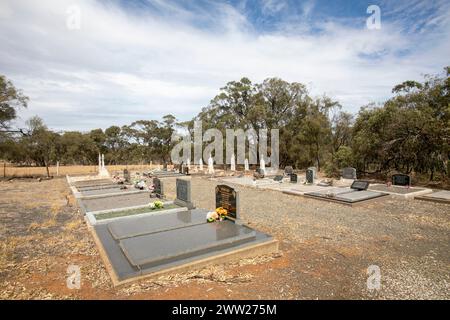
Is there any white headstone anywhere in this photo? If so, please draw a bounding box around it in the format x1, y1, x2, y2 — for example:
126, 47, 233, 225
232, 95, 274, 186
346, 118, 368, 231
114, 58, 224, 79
230, 154, 236, 171
244, 158, 249, 171
208, 154, 214, 174
56, 161, 59, 176
101, 154, 105, 169
199, 158, 203, 171
260, 158, 266, 175
186, 158, 191, 170
98, 153, 101, 172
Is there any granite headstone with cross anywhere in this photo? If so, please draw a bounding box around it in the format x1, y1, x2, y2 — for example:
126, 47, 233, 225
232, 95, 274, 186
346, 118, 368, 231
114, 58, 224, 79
215, 184, 240, 221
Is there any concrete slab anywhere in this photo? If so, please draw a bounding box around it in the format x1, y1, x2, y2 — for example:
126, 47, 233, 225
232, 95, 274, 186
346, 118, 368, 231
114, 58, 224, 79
108, 209, 208, 239
415, 190, 450, 204
304, 187, 388, 206
368, 184, 433, 199
119, 222, 257, 267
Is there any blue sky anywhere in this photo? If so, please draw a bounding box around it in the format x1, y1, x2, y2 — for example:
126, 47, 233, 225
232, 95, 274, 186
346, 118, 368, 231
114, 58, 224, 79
0, 0, 449, 131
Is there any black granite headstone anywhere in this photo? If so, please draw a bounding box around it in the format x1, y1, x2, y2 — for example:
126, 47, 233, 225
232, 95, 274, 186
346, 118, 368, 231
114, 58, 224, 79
350, 180, 369, 191
153, 177, 164, 198
392, 174, 410, 186
306, 169, 314, 184
215, 185, 239, 220
290, 173, 298, 183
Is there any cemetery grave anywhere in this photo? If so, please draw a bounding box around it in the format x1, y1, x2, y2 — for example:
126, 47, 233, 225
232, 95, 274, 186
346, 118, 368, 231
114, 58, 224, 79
89, 183, 278, 285
414, 190, 450, 204
368, 184, 433, 199
303, 180, 388, 206
219, 176, 285, 188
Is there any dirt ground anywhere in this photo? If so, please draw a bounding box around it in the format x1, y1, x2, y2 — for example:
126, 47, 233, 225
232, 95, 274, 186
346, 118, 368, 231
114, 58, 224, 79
0, 175, 449, 300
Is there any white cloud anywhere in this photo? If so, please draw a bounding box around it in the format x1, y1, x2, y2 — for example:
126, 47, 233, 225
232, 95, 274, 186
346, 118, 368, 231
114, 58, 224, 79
0, 0, 449, 131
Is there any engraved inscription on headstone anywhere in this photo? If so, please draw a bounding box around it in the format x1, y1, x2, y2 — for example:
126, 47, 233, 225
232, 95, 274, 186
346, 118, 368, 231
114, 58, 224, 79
290, 173, 298, 183
215, 185, 239, 221
174, 178, 194, 209
342, 167, 357, 179
392, 174, 410, 186
306, 169, 314, 184
351, 180, 369, 191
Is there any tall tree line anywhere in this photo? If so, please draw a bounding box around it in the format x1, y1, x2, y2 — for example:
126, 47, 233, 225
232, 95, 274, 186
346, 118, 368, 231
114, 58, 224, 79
0, 67, 448, 181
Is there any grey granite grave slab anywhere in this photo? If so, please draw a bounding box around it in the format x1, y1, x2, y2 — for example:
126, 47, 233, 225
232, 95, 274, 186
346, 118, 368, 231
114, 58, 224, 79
80, 187, 138, 197
93, 220, 275, 282
80, 192, 151, 212
108, 209, 208, 240
334, 190, 386, 202
174, 178, 194, 209
119, 222, 256, 267
77, 184, 121, 192
73, 179, 113, 188
307, 187, 353, 196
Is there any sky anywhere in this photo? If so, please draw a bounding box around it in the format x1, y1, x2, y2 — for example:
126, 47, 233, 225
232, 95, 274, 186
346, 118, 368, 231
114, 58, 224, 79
1, 0, 449, 132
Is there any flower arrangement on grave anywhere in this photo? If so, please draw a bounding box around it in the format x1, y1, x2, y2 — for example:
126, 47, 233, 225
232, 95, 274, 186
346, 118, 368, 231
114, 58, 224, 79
148, 200, 164, 210
216, 207, 227, 220
154, 200, 164, 209
206, 211, 219, 222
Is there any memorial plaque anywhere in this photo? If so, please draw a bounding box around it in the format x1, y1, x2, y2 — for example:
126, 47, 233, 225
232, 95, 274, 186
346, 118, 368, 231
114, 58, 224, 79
306, 169, 314, 184
215, 185, 239, 220
273, 175, 283, 182
153, 177, 164, 198
342, 167, 357, 179
392, 174, 410, 186
123, 169, 131, 182
285, 166, 293, 175
350, 180, 369, 191
174, 178, 194, 209
290, 173, 298, 183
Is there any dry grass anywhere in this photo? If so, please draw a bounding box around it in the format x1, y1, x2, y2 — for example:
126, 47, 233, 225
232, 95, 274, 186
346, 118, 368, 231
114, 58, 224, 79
1, 164, 166, 178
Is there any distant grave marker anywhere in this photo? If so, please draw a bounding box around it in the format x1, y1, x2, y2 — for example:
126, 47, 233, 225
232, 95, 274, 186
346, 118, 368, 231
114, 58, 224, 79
290, 173, 298, 183
152, 177, 164, 198
215, 185, 239, 221
284, 166, 293, 175
174, 178, 194, 209
392, 174, 410, 186
351, 180, 370, 191
123, 169, 130, 183
273, 175, 283, 182
306, 169, 314, 184
342, 167, 357, 179
308, 167, 317, 179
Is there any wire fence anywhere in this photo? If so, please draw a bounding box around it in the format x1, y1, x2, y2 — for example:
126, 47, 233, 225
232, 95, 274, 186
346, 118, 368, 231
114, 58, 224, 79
0, 163, 162, 178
